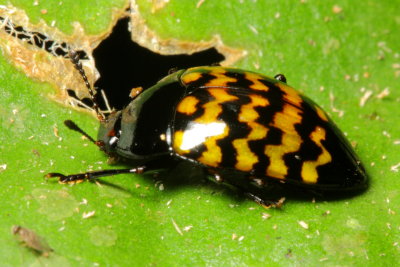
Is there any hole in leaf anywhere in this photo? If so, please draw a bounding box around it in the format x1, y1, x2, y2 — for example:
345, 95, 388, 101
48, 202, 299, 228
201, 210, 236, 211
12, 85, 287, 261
93, 17, 225, 110
0, 16, 88, 59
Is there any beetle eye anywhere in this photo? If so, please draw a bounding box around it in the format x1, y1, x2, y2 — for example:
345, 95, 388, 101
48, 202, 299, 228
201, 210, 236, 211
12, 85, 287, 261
107, 129, 116, 137
108, 129, 121, 149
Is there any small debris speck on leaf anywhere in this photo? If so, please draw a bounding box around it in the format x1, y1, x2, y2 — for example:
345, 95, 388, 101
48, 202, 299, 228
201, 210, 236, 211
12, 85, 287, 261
171, 219, 183, 236
82, 211, 95, 219
332, 5, 342, 14
0, 164, 6, 172
262, 213, 272, 220
298, 221, 309, 229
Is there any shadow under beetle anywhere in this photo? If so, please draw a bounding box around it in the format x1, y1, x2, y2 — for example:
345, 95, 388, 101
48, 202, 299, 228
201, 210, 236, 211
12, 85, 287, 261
46, 51, 368, 206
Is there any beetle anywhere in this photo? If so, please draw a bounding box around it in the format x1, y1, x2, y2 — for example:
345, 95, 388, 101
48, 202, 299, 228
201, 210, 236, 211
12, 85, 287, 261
46, 51, 368, 206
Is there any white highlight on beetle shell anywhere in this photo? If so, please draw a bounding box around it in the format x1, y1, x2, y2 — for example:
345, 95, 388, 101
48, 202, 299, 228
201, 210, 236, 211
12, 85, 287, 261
179, 122, 227, 150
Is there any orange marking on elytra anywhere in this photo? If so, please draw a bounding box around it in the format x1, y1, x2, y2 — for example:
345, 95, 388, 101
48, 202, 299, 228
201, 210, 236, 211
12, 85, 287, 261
193, 88, 238, 167
279, 83, 303, 108
177, 96, 199, 115
198, 125, 230, 167
173, 130, 190, 154
315, 106, 329, 122
205, 68, 237, 87
301, 126, 332, 183
245, 72, 269, 91
234, 94, 269, 171
195, 88, 239, 123
264, 104, 303, 179
181, 72, 203, 84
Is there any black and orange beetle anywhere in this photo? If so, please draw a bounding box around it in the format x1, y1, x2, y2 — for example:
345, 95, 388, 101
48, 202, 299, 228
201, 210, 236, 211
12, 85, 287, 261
47, 51, 368, 206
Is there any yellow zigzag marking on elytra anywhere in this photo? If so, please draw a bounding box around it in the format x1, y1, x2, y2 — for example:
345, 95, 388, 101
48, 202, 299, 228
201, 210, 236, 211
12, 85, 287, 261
205, 68, 237, 87
301, 126, 332, 183
176, 96, 199, 115
264, 103, 303, 179
196, 88, 238, 167
233, 94, 269, 172
195, 88, 238, 123
198, 126, 230, 167
244, 72, 270, 91
181, 67, 237, 87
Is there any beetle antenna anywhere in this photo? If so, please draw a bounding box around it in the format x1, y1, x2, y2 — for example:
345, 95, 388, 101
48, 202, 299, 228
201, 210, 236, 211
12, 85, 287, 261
68, 50, 106, 121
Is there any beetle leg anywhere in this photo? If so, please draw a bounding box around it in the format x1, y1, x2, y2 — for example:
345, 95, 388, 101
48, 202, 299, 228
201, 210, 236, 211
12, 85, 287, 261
206, 171, 285, 208
244, 192, 286, 209
45, 167, 146, 184
212, 173, 224, 183
205, 169, 224, 183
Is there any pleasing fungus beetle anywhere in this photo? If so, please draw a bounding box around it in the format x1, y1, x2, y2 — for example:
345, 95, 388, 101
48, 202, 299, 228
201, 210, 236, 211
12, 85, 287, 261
47, 51, 368, 206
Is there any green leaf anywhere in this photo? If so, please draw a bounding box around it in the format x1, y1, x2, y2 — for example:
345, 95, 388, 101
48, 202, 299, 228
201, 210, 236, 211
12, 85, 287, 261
1, 0, 399, 266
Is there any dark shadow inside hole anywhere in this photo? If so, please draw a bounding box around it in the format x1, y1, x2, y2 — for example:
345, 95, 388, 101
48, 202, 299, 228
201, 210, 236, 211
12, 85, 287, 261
67, 89, 94, 108
93, 17, 225, 111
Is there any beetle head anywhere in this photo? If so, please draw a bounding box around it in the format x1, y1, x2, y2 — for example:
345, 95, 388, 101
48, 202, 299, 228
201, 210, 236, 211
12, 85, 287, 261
97, 111, 122, 154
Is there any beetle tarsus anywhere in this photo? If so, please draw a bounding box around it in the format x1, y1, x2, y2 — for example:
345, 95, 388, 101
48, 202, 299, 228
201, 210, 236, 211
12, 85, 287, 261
245, 192, 286, 209
45, 167, 147, 184
45, 172, 86, 184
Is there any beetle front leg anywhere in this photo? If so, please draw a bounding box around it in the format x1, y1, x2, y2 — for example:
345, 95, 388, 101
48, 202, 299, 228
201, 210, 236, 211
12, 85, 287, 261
45, 167, 146, 184
206, 170, 285, 208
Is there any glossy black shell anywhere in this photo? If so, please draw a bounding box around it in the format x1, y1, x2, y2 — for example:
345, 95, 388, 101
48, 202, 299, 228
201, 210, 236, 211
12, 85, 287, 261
98, 67, 368, 192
